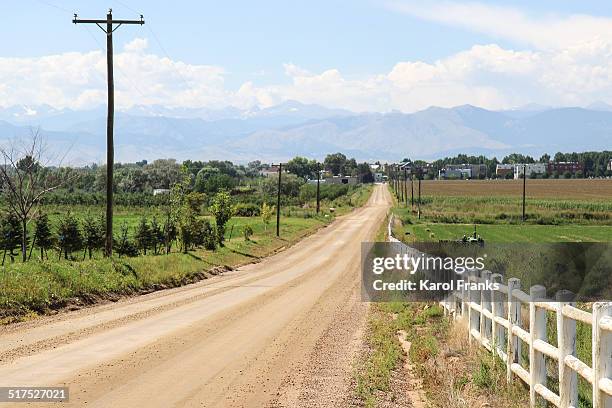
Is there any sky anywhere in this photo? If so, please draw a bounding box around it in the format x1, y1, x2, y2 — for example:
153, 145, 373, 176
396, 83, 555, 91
5, 0, 612, 112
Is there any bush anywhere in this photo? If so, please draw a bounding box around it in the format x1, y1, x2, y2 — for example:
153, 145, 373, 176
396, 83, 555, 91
82, 213, 105, 259
114, 223, 139, 257
233, 203, 261, 217
210, 191, 233, 246
243, 225, 254, 241
201, 220, 217, 250
57, 213, 82, 260
134, 217, 154, 255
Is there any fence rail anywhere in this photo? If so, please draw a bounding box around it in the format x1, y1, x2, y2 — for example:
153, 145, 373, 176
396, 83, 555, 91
386, 214, 612, 408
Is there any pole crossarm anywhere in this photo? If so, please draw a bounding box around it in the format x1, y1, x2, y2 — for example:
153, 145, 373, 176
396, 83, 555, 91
73, 19, 145, 25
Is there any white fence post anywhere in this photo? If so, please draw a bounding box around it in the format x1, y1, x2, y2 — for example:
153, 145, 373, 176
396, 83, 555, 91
507, 278, 521, 383
556, 290, 578, 408
593, 302, 612, 408
529, 285, 547, 408
469, 269, 479, 344
491, 273, 504, 356
481, 271, 492, 346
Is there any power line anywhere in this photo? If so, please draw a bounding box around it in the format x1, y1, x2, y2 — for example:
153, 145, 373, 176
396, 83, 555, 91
33, 0, 71, 13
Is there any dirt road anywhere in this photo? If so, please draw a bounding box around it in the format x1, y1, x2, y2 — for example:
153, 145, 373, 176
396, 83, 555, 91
0, 184, 391, 408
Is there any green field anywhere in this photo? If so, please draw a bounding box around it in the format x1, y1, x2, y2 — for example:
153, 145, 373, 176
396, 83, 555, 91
399, 222, 612, 242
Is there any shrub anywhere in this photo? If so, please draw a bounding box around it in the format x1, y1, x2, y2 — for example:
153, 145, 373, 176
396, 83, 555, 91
243, 225, 254, 241
261, 202, 274, 231
134, 217, 154, 255
114, 223, 139, 257
0, 212, 23, 264
201, 220, 217, 250
209, 191, 233, 246
82, 213, 105, 259
33, 213, 54, 260
233, 203, 261, 217
57, 213, 82, 260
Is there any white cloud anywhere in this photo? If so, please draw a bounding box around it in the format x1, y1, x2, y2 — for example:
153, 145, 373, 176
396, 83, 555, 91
4, 35, 612, 113
0, 38, 228, 110
241, 42, 612, 112
387, 0, 612, 50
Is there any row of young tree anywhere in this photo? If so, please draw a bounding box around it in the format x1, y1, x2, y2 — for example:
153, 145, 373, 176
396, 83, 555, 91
0, 189, 237, 264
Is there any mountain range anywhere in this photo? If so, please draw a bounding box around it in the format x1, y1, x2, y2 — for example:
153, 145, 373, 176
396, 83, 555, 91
0, 101, 610, 165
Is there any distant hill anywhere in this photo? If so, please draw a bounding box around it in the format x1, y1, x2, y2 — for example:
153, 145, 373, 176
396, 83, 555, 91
0, 102, 610, 164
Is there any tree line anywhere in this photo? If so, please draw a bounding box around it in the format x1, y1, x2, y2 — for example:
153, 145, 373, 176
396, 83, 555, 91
407, 150, 612, 179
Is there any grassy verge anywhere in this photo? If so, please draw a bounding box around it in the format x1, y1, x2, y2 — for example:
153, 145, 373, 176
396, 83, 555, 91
355, 306, 404, 408
0, 216, 325, 323
357, 302, 529, 407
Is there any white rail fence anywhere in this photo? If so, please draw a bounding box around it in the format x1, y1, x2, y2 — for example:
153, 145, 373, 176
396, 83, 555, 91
386, 214, 612, 408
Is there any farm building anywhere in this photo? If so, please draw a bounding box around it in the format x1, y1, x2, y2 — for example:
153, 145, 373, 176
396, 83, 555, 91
513, 163, 547, 178
326, 175, 358, 184
495, 164, 514, 178
439, 168, 471, 179
547, 161, 584, 175
439, 164, 486, 179
259, 165, 284, 178
373, 172, 385, 182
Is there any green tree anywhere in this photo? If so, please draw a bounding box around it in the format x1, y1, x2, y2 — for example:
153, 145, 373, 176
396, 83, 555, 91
134, 217, 154, 255
33, 213, 54, 260
184, 192, 207, 215
201, 220, 217, 250
209, 191, 233, 246
324, 153, 347, 175
0, 212, 23, 265
286, 156, 317, 180
150, 216, 164, 255
162, 213, 177, 254
243, 225, 254, 241
82, 214, 105, 259
261, 203, 274, 231
57, 213, 82, 260
115, 223, 139, 257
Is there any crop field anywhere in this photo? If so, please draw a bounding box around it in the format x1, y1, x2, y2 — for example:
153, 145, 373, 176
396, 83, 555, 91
415, 178, 612, 199
390, 178, 611, 242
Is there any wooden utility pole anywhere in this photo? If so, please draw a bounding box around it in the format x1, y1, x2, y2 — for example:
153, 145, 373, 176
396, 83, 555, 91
403, 167, 408, 207
417, 171, 422, 220
522, 164, 526, 222
316, 162, 320, 214
73, 10, 144, 256
410, 174, 414, 208
276, 163, 282, 237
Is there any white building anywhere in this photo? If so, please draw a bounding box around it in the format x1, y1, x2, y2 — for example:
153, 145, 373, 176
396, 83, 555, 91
153, 188, 171, 196
514, 163, 547, 179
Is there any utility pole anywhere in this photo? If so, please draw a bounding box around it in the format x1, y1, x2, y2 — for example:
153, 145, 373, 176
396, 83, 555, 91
73, 10, 144, 256
403, 167, 408, 207
316, 162, 321, 214
417, 170, 422, 220
276, 163, 282, 237
410, 174, 414, 208
522, 164, 526, 222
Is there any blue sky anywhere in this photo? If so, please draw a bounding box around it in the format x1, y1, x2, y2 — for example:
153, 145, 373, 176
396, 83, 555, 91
5, 0, 612, 112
